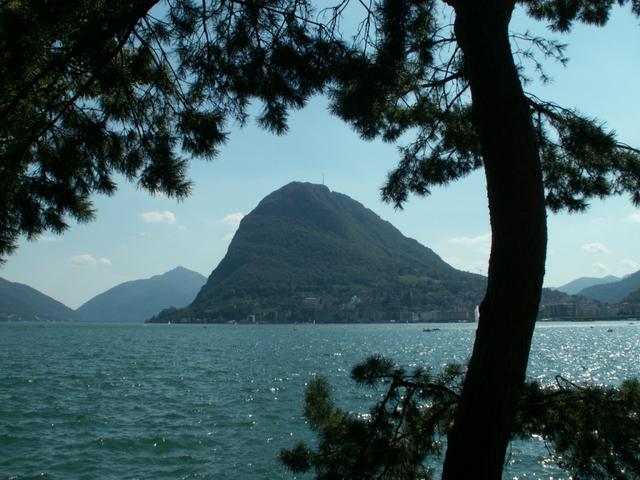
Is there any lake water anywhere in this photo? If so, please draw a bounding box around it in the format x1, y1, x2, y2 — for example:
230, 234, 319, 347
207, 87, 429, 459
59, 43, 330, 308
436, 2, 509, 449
1, 321, 639, 479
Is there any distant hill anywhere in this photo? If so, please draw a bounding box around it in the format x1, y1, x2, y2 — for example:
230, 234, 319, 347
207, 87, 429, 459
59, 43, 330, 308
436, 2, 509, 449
0, 277, 76, 322
554, 275, 620, 295
152, 182, 531, 324
578, 270, 640, 303
623, 288, 640, 303
76, 267, 206, 322
539, 288, 582, 306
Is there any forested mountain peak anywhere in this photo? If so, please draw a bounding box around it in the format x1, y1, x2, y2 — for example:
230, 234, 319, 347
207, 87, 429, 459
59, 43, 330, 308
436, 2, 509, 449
151, 182, 486, 323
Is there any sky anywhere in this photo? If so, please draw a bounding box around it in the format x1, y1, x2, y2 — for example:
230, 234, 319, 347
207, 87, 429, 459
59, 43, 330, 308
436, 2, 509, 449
2, 4, 639, 309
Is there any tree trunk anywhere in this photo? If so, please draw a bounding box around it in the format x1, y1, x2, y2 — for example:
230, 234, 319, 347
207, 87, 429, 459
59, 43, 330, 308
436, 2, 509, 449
441, 1, 547, 479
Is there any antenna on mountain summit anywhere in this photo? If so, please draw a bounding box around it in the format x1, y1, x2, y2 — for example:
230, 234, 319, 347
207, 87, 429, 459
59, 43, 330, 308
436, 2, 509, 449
322, 174, 325, 185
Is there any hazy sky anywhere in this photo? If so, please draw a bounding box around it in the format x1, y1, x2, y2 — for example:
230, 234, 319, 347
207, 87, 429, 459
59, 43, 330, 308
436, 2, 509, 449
2, 5, 639, 309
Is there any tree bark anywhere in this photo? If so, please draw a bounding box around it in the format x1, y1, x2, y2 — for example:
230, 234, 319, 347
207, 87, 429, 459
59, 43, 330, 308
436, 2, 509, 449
441, 1, 547, 479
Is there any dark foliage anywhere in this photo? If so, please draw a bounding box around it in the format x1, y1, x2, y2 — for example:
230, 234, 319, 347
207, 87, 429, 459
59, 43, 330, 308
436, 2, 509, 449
516, 376, 640, 479
1, 1, 638, 260
527, 96, 640, 212
281, 356, 462, 479
1, 0, 188, 259
523, 0, 640, 32
0, 0, 338, 260
281, 356, 640, 480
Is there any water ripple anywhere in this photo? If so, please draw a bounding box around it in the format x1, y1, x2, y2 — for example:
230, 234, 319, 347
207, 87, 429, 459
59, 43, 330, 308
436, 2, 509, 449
1, 321, 638, 479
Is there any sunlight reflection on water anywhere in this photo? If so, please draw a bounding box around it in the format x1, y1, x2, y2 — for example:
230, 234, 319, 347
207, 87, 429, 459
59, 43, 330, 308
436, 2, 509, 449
0, 321, 638, 479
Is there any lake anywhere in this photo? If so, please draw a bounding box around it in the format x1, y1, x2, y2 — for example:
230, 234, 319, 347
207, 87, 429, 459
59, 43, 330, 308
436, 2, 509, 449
1, 321, 639, 479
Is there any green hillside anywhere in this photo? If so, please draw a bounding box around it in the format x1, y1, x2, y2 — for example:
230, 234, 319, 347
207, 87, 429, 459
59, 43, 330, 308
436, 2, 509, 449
0, 277, 76, 322
623, 288, 640, 304
151, 182, 488, 323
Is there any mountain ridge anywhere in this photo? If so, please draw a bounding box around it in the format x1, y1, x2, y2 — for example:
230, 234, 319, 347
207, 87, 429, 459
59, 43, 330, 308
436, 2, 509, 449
554, 275, 620, 295
578, 270, 640, 303
623, 288, 640, 303
0, 277, 77, 322
77, 266, 206, 323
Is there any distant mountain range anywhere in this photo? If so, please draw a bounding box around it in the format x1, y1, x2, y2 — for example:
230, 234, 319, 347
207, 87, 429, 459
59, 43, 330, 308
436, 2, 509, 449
76, 267, 206, 322
6, 183, 626, 324
0, 267, 206, 323
554, 275, 620, 295
149, 182, 574, 324
0, 277, 77, 322
577, 270, 640, 304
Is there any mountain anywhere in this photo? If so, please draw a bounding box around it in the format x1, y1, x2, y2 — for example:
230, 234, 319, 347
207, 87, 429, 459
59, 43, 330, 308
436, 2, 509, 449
554, 275, 620, 295
578, 270, 640, 303
76, 267, 207, 323
623, 288, 640, 303
0, 277, 76, 322
150, 182, 492, 323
